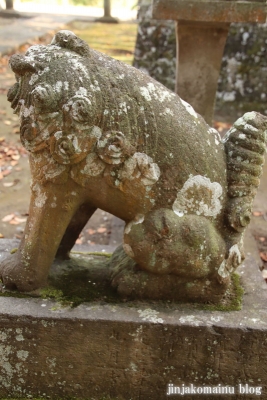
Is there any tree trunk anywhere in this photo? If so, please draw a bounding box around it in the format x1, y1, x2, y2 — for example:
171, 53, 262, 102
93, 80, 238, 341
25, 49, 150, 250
104, 0, 111, 17
5, 0, 13, 10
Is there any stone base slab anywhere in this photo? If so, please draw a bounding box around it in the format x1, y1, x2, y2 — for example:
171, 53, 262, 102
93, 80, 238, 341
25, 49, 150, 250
0, 239, 267, 399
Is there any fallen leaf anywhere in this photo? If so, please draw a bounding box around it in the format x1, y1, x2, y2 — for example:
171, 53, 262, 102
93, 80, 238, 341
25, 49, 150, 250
10, 161, 18, 166
13, 217, 26, 223
253, 211, 263, 217
9, 220, 20, 225
75, 238, 83, 244
11, 154, 20, 161
260, 252, 267, 262
87, 228, 96, 235
15, 167, 22, 171
213, 121, 232, 133
0, 137, 5, 142
262, 270, 267, 279
4, 120, 11, 126
3, 182, 14, 187
97, 227, 107, 233
2, 213, 15, 222
2, 170, 11, 177
0, 233, 4, 238
259, 237, 266, 242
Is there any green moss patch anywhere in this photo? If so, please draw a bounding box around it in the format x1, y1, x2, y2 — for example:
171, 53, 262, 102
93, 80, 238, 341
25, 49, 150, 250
201, 273, 244, 312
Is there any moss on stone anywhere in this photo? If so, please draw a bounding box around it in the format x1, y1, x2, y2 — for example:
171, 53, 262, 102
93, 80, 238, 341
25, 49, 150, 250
201, 273, 244, 312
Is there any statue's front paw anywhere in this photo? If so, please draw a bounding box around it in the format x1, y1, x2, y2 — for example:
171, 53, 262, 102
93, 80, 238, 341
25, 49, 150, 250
0, 254, 38, 292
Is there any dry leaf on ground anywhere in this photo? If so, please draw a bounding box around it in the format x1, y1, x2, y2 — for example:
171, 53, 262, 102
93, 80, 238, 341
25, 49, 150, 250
97, 227, 107, 233
2, 213, 15, 222
253, 211, 263, 217
260, 252, 267, 262
87, 228, 96, 235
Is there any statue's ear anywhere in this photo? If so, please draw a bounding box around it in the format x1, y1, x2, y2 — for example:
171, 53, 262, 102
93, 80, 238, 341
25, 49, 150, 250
9, 54, 37, 76
51, 30, 91, 57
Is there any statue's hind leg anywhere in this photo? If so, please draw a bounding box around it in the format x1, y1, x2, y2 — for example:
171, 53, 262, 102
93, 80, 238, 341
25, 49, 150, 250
56, 203, 97, 259
111, 208, 231, 302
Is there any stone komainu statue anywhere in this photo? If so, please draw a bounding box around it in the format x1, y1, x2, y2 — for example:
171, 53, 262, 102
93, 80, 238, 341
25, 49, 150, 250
1, 30, 266, 302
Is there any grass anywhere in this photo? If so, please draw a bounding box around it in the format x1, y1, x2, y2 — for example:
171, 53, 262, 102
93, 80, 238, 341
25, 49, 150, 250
66, 20, 138, 64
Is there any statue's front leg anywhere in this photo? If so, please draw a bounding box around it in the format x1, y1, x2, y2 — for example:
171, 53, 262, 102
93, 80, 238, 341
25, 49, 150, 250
0, 180, 85, 292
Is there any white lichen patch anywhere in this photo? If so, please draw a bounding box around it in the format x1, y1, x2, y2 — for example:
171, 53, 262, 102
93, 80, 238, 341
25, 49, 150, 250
181, 99, 198, 119
221, 126, 236, 143
119, 152, 160, 186
138, 309, 164, 324
19, 103, 34, 119
75, 87, 87, 97
124, 214, 145, 235
164, 107, 174, 116
218, 244, 242, 279
32, 183, 47, 208
234, 112, 258, 132
118, 102, 128, 115
16, 350, 29, 361
179, 315, 201, 327
29, 66, 50, 86
116, 74, 125, 80
140, 86, 152, 101
208, 127, 221, 144
55, 81, 63, 93
140, 82, 174, 103
173, 175, 223, 218
68, 57, 88, 78
81, 153, 105, 177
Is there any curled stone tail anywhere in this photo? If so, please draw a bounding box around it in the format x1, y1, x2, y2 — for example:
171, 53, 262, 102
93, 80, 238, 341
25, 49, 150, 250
223, 111, 267, 232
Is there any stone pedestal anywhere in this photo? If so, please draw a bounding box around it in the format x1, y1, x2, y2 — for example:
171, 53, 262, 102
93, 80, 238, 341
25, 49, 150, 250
152, 0, 267, 124
0, 239, 267, 399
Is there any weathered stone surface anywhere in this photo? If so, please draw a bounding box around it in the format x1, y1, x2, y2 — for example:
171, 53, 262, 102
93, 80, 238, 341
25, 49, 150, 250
0, 30, 266, 302
217, 22, 267, 119
175, 21, 230, 123
133, 3, 176, 91
0, 239, 267, 399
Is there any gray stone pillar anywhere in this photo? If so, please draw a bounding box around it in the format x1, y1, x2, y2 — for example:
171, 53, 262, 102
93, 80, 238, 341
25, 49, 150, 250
152, 0, 267, 124
176, 21, 229, 124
